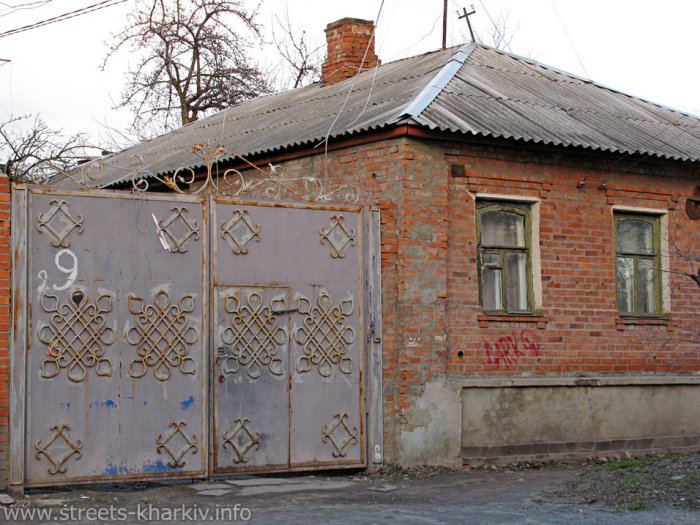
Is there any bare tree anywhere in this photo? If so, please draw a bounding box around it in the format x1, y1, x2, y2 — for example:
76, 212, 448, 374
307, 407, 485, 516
474, 9, 517, 50
0, 115, 97, 183
103, 0, 270, 137
270, 10, 323, 90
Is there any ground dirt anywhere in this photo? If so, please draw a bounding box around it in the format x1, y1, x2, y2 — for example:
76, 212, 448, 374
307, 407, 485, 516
553, 453, 700, 511
3, 453, 700, 524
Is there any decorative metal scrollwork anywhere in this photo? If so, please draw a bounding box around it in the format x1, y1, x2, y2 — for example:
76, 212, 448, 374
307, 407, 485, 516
218, 292, 286, 379
222, 418, 262, 464
156, 421, 198, 468
38, 291, 115, 382
294, 291, 354, 377
320, 216, 356, 258
321, 414, 358, 458
126, 291, 198, 381
221, 209, 260, 255
153, 207, 200, 253
125, 141, 359, 203
37, 200, 84, 248
35, 424, 83, 475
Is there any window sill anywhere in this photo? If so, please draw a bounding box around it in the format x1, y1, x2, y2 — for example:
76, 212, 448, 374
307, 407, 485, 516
478, 313, 548, 329
615, 316, 674, 331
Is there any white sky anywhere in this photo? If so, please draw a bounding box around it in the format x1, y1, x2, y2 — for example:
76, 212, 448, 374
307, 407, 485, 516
1, 0, 699, 145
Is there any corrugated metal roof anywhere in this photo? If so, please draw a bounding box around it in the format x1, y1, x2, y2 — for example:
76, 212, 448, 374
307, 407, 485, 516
64, 43, 700, 187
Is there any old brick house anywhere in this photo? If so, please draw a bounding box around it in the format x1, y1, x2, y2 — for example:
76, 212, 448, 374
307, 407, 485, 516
2, 18, 700, 489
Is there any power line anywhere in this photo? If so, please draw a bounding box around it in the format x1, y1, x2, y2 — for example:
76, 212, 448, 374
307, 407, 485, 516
477, 0, 513, 52
548, 0, 589, 77
0, 0, 127, 38
0, 0, 54, 17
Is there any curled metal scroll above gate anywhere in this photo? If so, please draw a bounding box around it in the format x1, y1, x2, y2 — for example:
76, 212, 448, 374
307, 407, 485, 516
61, 141, 359, 204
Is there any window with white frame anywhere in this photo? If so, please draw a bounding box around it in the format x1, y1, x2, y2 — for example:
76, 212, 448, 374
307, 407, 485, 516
615, 213, 662, 316
476, 201, 533, 313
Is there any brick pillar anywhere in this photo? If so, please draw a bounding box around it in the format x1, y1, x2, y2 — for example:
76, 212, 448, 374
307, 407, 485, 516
0, 175, 10, 486
321, 18, 379, 86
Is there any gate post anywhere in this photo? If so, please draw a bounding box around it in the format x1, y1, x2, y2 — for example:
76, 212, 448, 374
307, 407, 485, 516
8, 183, 27, 495
367, 206, 384, 467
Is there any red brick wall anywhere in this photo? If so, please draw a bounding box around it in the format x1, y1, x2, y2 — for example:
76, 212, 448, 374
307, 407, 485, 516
443, 142, 700, 377
0, 175, 11, 486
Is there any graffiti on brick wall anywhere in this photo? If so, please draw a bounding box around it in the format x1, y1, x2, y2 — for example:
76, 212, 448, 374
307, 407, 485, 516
484, 329, 540, 367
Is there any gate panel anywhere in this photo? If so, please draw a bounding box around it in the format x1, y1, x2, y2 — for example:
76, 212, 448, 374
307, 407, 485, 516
213, 286, 290, 471
24, 189, 206, 486
211, 199, 365, 472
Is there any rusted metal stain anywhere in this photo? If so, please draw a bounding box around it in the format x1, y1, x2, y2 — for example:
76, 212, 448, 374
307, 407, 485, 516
687, 185, 700, 220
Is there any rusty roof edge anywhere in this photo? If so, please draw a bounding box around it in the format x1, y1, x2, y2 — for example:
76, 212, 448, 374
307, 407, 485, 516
399, 42, 478, 119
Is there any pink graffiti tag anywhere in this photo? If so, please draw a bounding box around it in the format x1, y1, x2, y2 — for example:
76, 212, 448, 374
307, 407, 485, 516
484, 329, 540, 367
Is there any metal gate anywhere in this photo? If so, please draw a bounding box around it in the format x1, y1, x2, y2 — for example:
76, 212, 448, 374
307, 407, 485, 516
211, 199, 364, 473
10, 186, 368, 488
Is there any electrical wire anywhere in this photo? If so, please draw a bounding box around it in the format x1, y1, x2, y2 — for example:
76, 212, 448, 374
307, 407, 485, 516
0, 0, 127, 38
477, 0, 513, 52
318, 0, 386, 183
0, 0, 54, 17
548, 0, 589, 77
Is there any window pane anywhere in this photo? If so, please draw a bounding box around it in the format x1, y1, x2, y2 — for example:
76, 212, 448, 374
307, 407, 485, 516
481, 210, 525, 247
616, 257, 635, 314
481, 253, 502, 310
617, 219, 653, 254
505, 252, 528, 311
638, 258, 657, 314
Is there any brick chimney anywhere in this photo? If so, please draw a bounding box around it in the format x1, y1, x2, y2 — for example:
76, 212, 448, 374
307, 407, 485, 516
321, 18, 379, 86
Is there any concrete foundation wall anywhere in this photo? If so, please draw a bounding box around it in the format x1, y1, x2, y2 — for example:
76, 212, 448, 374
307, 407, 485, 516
462, 382, 700, 463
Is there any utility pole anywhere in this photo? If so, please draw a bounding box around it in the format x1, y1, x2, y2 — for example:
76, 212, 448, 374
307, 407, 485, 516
458, 5, 477, 42
442, 0, 447, 49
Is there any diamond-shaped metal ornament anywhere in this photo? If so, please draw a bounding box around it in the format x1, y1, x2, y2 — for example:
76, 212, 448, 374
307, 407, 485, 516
320, 215, 356, 258
37, 200, 84, 248
154, 207, 200, 253
156, 421, 198, 468
221, 209, 260, 255
321, 413, 358, 458
34, 424, 83, 475
222, 418, 262, 464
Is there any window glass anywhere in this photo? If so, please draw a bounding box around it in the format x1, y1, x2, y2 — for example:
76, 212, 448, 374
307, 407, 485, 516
638, 258, 657, 314
616, 257, 635, 314
616, 219, 653, 254
481, 210, 525, 247
481, 252, 502, 310
505, 252, 527, 311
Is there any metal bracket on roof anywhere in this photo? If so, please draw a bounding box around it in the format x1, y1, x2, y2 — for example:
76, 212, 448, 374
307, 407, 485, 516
401, 42, 478, 119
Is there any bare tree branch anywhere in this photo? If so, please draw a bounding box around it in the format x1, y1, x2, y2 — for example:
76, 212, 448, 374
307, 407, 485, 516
103, 0, 270, 136
0, 115, 98, 183
270, 9, 323, 90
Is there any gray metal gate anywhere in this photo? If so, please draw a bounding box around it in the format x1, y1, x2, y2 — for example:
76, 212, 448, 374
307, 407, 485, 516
11, 186, 368, 488
211, 199, 364, 473
16, 188, 207, 487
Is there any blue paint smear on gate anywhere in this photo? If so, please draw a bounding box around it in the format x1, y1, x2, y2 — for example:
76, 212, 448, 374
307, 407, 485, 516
181, 395, 195, 410
143, 460, 175, 473
89, 399, 118, 409
103, 460, 178, 476
104, 463, 130, 476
